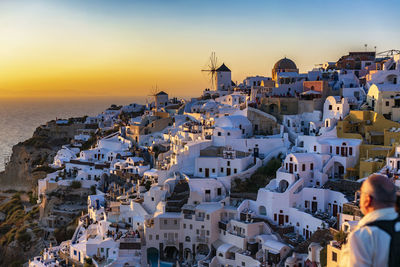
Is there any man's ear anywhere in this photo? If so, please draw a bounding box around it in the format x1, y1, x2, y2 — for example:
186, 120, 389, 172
365, 194, 373, 208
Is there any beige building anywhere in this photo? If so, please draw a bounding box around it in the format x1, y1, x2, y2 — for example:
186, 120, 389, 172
327, 241, 342, 267
367, 83, 400, 121
126, 112, 173, 144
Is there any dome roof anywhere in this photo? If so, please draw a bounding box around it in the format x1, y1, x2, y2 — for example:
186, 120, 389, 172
273, 57, 297, 70
214, 115, 251, 129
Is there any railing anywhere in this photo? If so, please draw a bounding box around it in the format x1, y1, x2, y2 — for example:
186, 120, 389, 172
196, 236, 209, 243
195, 216, 205, 222
165, 239, 178, 246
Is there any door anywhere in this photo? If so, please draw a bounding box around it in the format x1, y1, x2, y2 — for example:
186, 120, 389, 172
289, 163, 293, 173
311, 201, 318, 213
205, 168, 209, 177
333, 204, 338, 217
226, 168, 231, 176
278, 215, 284, 226
397, 160, 400, 170
341, 147, 347, 157
338, 166, 344, 178
205, 190, 211, 202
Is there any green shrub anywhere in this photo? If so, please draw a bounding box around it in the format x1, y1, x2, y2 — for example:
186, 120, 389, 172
90, 185, 96, 195
32, 165, 57, 173
71, 181, 82, 189
16, 228, 31, 244
232, 156, 282, 193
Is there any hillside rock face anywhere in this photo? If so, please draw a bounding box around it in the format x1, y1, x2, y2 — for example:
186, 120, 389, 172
0, 122, 86, 192
0, 145, 54, 191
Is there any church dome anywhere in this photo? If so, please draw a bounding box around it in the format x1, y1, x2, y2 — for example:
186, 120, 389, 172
273, 57, 297, 71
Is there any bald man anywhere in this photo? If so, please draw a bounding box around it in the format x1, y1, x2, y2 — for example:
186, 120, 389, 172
340, 174, 399, 267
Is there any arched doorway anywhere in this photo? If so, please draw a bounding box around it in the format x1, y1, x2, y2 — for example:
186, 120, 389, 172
334, 162, 345, 179
278, 180, 289, 192
164, 246, 179, 261
184, 248, 193, 262
147, 247, 159, 267
259, 206, 267, 216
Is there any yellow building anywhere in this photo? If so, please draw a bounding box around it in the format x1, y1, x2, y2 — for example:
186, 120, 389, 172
327, 241, 342, 267
337, 110, 399, 178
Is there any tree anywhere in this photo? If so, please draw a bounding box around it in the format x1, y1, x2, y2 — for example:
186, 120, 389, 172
334, 230, 348, 245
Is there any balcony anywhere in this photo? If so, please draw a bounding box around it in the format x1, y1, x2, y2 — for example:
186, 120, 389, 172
218, 221, 227, 231
165, 239, 178, 246
195, 216, 205, 222
184, 214, 193, 220
196, 236, 209, 243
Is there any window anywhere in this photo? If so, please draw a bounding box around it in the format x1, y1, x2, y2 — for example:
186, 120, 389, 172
190, 224, 193, 229
164, 233, 167, 238
386, 101, 390, 106
310, 163, 314, 170
199, 168, 202, 172
207, 230, 210, 235
332, 252, 337, 262
337, 107, 340, 110
330, 146, 332, 153
336, 147, 339, 154
183, 224, 186, 229
174, 220, 177, 225
329, 105, 332, 110
274, 214, 277, 221
295, 165, 297, 172
349, 147, 353, 156
164, 220, 167, 224
227, 161, 230, 166
206, 214, 210, 220
227, 132, 230, 136
285, 215, 289, 223
196, 229, 199, 234
217, 188, 222, 195
221, 167, 224, 172
156, 235, 159, 240
149, 235, 152, 240
302, 164, 305, 171
234, 168, 237, 174
218, 132, 221, 136
314, 145, 317, 152
212, 168, 215, 173
185, 236, 190, 242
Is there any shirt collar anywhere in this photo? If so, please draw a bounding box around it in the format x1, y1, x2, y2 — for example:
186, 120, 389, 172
356, 207, 397, 229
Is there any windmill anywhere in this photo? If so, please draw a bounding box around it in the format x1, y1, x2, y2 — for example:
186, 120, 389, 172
202, 52, 219, 90
148, 85, 159, 111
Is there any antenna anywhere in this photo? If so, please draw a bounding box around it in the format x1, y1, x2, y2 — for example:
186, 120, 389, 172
201, 52, 219, 90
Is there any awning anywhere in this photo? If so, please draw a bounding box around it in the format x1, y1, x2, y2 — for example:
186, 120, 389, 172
212, 239, 225, 250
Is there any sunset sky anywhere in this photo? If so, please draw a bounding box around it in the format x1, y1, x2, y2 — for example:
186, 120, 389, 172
0, 0, 399, 99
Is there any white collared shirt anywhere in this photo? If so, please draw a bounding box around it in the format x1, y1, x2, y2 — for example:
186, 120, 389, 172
340, 207, 398, 267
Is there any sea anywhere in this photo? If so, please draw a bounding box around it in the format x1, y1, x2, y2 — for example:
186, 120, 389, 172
0, 96, 147, 172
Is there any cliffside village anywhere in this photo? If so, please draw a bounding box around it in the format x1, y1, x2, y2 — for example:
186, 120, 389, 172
28, 50, 400, 267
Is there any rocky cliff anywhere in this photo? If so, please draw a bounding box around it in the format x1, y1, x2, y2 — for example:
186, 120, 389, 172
0, 121, 87, 192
